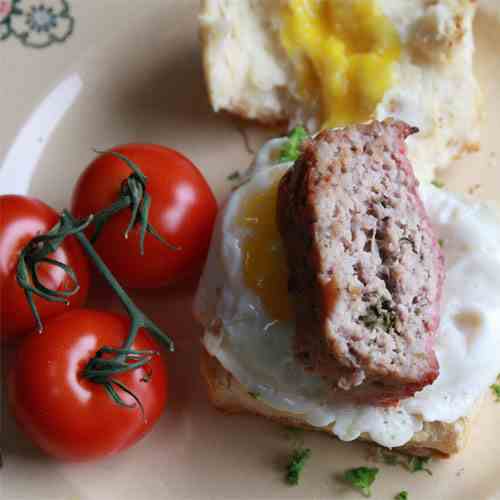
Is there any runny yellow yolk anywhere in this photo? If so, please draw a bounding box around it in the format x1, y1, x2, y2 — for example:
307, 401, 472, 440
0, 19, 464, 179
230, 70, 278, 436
281, 0, 401, 128
237, 174, 292, 322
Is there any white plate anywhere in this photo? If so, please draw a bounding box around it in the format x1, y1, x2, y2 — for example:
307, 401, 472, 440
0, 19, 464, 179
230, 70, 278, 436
2, 1, 500, 499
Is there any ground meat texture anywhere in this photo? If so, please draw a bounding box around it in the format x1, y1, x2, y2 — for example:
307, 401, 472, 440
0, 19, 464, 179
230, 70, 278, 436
278, 119, 444, 406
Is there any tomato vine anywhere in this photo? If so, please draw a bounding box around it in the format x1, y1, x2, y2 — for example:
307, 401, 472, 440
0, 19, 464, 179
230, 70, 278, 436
15, 151, 177, 410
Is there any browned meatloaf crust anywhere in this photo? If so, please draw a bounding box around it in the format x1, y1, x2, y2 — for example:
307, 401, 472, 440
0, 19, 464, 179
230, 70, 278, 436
278, 119, 445, 406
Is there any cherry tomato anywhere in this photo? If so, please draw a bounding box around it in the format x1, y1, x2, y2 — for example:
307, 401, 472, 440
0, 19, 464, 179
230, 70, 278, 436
8, 309, 168, 461
0, 195, 90, 343
71, 144, 217, 289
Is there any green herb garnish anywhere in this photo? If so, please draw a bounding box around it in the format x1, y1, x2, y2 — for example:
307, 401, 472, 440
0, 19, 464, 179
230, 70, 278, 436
279, 126, 309, 163
360, 298, 397, 332
491, 375, 500, 401
431, 179, 445, 189
285, 448, 311, 486
407, 456, 432, 475
374, 449, 432, 476
395, 491, 409, 500
343, 467, 379, 497
248, 391, 262, 400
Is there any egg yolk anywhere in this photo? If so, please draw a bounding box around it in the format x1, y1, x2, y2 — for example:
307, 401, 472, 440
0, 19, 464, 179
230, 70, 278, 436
281, 0, 401, 128
237, 174, 292, 322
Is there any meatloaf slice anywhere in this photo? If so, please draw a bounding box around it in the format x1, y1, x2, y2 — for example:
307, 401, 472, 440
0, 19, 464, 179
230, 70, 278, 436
278, 119, 444, 406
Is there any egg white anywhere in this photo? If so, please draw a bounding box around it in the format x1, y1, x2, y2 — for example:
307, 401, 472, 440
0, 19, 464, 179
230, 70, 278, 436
194, 139, 500, 448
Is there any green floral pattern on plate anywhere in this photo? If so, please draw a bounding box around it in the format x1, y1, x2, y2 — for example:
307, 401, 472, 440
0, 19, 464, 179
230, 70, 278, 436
0, 0, 74, 48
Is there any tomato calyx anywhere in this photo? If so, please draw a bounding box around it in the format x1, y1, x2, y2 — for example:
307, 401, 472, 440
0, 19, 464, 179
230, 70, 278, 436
63, 210, 174, 410
89, 150, 180, 255
83, 346, 159, 417
16, 215, 93, 332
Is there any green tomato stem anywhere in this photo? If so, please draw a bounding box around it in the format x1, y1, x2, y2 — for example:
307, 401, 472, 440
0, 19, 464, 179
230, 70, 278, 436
62, 210, 174, 412
62, 210, 175, 354
16, 215, 93, 332
15, 150, 178, 411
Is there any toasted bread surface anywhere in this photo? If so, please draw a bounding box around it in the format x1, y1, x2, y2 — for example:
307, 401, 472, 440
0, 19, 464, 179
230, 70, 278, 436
199, 0, 481, 181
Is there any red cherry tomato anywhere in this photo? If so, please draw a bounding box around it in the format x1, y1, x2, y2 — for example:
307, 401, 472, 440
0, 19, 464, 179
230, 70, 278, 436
0, 195, 90, 343
8, 309, 168, 461
71, 144, 217, 289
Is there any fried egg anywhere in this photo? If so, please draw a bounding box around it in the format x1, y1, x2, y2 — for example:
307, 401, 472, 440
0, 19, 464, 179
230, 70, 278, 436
200, 0, 481, 182
194, 138, 500, 448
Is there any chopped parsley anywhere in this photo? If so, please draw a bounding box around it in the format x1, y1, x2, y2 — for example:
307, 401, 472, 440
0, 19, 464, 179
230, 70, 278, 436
343, 467, 379, 497
431, 179, 445, 189
279, 126, 309, 163
375, 449, 432, 476
395, 492, 409, 500
360, 298, 397, 332
285, 448, 311, 486
407, 456, 432, 475
491, 375, 500, 401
